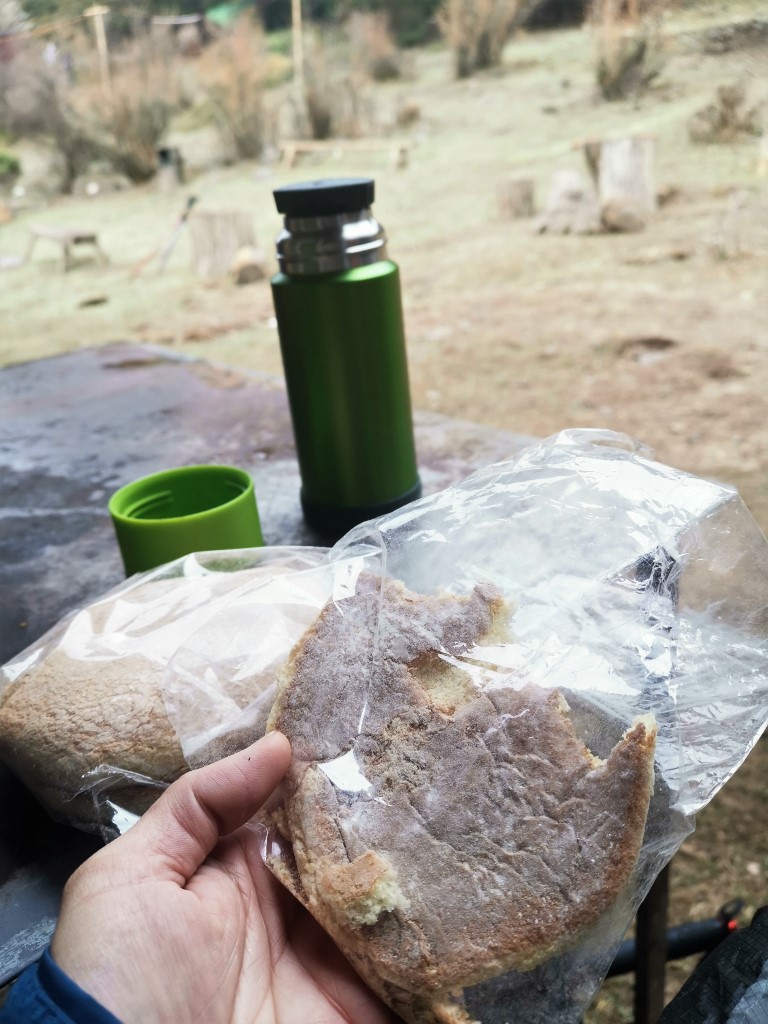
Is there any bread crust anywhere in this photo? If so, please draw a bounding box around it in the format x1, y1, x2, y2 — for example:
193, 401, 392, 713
267, 572, 657, 1024
0, 650, 186, 826
0, 569, 278, 830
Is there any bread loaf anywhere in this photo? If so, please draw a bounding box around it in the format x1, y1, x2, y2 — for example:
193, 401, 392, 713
0, 649, 185, 827
0, 570, 275, 831
266, 571, 657, 1024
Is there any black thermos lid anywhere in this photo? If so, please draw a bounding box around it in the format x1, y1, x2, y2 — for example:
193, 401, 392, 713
273, 178, 375, 217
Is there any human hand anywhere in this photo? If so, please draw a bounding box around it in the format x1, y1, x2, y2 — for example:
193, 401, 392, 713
51, 732, 398, 1024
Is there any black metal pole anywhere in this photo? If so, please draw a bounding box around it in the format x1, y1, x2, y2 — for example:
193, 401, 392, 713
635, 864, 671, 1024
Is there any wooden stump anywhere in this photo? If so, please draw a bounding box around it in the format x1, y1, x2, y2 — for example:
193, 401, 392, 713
535, 170, 602, 235
707, 189, 768, 259
188, 210, 256, 280
497, 178, 535, 219
581, 136, 656, 232
231, 246, 267, 285
597, 136, 656, 216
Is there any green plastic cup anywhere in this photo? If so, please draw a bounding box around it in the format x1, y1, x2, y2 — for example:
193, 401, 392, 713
108, 464, 263, 576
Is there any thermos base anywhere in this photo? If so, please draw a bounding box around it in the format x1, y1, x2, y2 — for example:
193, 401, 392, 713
301, 479, 422, 540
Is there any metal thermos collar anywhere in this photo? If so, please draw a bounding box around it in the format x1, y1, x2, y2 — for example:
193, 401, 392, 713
275, 209, 388, 276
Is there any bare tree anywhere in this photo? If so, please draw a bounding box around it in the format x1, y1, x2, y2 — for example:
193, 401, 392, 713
438, 0, 536, 78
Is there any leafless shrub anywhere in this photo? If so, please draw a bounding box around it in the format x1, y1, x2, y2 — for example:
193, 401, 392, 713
71, 48, 179, 182
346, 11, 402, 82
1, 34, 187, 188
196, 16, 277, 160
591, 0, 667, 101
437, 0, 527, 78
115, 33, 195, 106
595, 32, 662, 100
395, 100, 421, 129
0, 50, 96, 191
303, 34, 375, 140
0, 44, 60, 136
304, 90, 332, 140
688, 83, 764, 144
90, 93, 171, 182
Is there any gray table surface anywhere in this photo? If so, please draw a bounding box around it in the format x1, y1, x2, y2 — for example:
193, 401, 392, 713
0, 341, 533, 985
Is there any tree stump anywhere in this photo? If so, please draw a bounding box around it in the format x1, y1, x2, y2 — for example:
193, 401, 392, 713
707, 189, 768, 260
581, 135, 656, 232
497, 178, 535, 219
535, 170, 602, 235
188, 210, 256, 280
230, 246, 268, 286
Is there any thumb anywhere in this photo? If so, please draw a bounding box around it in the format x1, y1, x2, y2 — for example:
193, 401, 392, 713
119, 731, 291, 884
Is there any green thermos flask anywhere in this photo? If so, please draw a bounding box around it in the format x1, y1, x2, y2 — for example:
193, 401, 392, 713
271, 177, 421, 538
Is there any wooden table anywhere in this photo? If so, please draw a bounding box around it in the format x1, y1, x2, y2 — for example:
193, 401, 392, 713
0, 342, 669, 1019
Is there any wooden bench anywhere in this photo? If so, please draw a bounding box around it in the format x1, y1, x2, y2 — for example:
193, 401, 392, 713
281, 139, 409, 172
26, 226, 109, 272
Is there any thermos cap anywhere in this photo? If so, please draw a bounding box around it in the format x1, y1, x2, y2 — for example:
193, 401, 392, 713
274, 178, 375, 217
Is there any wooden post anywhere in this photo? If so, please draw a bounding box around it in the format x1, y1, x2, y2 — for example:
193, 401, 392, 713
84, 5, 112, 101
291, 0, 304, 104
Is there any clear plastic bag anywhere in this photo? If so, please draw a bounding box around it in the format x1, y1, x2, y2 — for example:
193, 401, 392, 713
0, 547, 328, 837
168, 429, 768, 1024
2, 429, 767, 1022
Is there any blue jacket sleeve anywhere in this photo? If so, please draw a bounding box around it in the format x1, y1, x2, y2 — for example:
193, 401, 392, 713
0, 949, 121, 1024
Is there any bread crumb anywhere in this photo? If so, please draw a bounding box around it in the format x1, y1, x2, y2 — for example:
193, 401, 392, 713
322, 850, 409, 927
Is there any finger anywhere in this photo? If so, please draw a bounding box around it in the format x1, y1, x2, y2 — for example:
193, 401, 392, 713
120, 731, 291, 884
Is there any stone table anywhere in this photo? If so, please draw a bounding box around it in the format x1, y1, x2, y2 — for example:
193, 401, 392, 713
0, 341, 532, 986
0, 343, 670, 1021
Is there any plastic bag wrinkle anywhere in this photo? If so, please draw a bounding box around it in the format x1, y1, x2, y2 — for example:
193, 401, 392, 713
2, 429, 767, 1024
